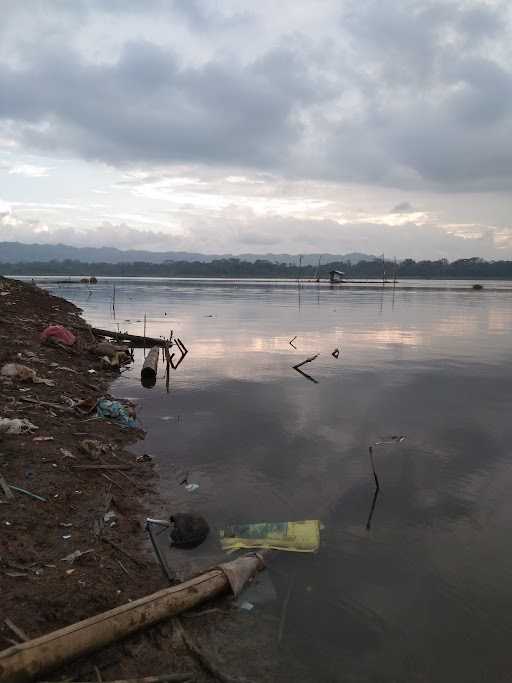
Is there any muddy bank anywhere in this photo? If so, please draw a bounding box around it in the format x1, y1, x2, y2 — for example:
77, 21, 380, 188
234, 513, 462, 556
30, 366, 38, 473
0, 278, 309, 683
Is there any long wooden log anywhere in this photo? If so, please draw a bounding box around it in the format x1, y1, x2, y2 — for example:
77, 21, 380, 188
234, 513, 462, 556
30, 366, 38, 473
92, 328, 167, 348
141, 346, 159, 388
0, 570, 227, 682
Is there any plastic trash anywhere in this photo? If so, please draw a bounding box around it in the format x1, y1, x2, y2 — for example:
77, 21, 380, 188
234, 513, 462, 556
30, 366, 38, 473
170, 513, 210, 549
220, 520, 321, 553
1, 363, 55, 386
1, 363, 36, 381
40, 325, 76, 346
79, 439, 106, 457
0, 417, 38, 434
96, 399, 137, 428
239, 601, 254, 611
184, 483, 199, 492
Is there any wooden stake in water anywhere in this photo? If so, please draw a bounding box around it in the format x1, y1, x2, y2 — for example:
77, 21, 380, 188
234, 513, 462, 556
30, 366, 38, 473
143, 313, 147, 350
368, 445, 380, 491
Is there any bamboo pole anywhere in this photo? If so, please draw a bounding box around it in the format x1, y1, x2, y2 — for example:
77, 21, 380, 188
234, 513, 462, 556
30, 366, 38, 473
1, 553, 266, 683
0, 570, 227, 683
141, 346, 160, 388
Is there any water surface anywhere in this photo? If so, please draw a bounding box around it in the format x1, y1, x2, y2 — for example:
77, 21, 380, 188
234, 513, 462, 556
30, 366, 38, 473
36, 277, 512, 682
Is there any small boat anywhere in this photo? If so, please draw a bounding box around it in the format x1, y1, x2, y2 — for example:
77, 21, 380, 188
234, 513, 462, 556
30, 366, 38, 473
329, 269, 345, 283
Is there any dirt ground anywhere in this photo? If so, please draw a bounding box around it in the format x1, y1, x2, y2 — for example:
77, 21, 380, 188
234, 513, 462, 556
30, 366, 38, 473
0, 278, 311, 683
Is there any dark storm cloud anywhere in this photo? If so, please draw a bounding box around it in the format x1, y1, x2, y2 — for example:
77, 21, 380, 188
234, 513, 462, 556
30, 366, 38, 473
1, 0, 511, 191
0, 40, 330, 168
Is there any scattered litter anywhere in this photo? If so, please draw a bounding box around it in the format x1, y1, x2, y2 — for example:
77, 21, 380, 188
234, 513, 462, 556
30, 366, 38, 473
79, 439, 106, 457
161, 416, 173, 421
239, 601, 254, 611
59, 448, 76, 459
33, 436, 54, 442
374, 435, 407, 446
96, 399, 137, 428
61, 549, 94, 563
170, 513, 210, 549
1, 363, 55, 386
62, 535, 72, 540
103, 510, 116, 523
332, 348, 340, 358
1, 363, 35, 381
59, 522, 73, 528
0, 417, 38, 434
76, 397, 98, 415
220, 520, 321, 553
65, 569, 76, 575
136, 453, 153, 463
5, 521, 12, 526
40, 324, 76, 346
88, 369, 96, 374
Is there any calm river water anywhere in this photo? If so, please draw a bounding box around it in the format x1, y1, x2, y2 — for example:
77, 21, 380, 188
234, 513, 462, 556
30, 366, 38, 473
33, 277, 512, 682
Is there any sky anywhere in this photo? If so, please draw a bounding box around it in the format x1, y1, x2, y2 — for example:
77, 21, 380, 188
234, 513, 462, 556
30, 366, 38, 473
1, 0, 512, 260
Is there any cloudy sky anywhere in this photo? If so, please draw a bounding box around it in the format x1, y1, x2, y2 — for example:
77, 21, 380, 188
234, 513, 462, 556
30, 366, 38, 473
1, 0, 512, 259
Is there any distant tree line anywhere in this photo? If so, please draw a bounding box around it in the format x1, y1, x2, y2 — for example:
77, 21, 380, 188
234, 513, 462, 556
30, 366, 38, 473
2, 256, 512, 278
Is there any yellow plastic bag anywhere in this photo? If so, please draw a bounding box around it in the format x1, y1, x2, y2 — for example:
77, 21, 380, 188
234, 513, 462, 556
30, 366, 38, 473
220, 520, 320, 553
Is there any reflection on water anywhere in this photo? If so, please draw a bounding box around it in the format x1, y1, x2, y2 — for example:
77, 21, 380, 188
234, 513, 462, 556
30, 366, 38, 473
36, 278, 512, 682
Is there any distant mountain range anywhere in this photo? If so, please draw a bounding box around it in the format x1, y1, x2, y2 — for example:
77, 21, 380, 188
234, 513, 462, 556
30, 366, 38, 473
0, 242, 376, 265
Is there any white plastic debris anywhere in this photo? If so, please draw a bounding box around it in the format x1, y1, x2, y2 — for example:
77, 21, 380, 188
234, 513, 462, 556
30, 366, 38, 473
61, 549, 94, 563
239, 601, 254, 611
0, 363, 55, 386
0, 417, 38, 434
184, 483, 200, 492
1, 363, 36, 381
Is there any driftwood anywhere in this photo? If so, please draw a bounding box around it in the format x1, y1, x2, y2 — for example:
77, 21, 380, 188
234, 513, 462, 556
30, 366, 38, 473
0, 553, 266, 683
92, 328, 167, 348
141, 346, 159, 387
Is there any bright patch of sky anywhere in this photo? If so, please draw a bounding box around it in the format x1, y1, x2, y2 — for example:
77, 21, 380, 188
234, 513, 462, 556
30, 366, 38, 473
1, 0, 512, 259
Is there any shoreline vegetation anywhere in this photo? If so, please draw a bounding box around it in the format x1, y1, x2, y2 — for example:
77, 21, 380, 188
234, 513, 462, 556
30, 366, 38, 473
2, 256, 512, 279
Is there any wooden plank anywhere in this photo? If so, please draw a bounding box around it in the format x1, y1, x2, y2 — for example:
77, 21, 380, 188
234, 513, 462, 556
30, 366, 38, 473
92, 328, 167, 348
